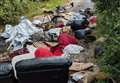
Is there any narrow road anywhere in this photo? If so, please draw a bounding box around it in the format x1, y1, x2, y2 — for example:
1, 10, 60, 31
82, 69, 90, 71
66, 0, 94, 12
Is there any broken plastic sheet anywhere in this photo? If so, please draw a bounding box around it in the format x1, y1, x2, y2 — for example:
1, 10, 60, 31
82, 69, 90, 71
1, 17, 43, 51
70, 13, 86, 21
72, 72, 85, 81
33, 15, 51, 24
1, 24, 14, 38
32, 20, 42, 25
48, 28, 62, 36
66, 12, 86, 26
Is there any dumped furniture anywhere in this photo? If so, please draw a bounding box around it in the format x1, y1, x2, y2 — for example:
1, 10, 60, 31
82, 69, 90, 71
0, 56, 72, 83
0, 62, 13, 83
15, 56, 72, 83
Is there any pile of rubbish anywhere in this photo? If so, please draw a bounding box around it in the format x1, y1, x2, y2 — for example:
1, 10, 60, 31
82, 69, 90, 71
69, 62, 100, 83
0, 5, 100, 83
0, 4, 97, 62
1, 16, 43, 51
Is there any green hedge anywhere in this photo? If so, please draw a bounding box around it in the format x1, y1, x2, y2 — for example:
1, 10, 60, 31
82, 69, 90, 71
93, 0, 120, 82
0, 0, 29, 25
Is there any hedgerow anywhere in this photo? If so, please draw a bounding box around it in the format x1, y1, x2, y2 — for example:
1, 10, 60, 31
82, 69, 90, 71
93, 0, 120, 82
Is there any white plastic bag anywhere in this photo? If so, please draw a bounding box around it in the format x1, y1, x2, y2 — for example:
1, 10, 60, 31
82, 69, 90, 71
63, 44, 84, 54
48, 28, 61, 36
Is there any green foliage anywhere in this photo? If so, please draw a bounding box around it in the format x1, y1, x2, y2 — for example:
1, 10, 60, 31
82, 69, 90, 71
0, 0, 64, 25
93, 0, 120, 82
0, 0, 29, 25
26, 0, 64, 18
94, 80, 111, 83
